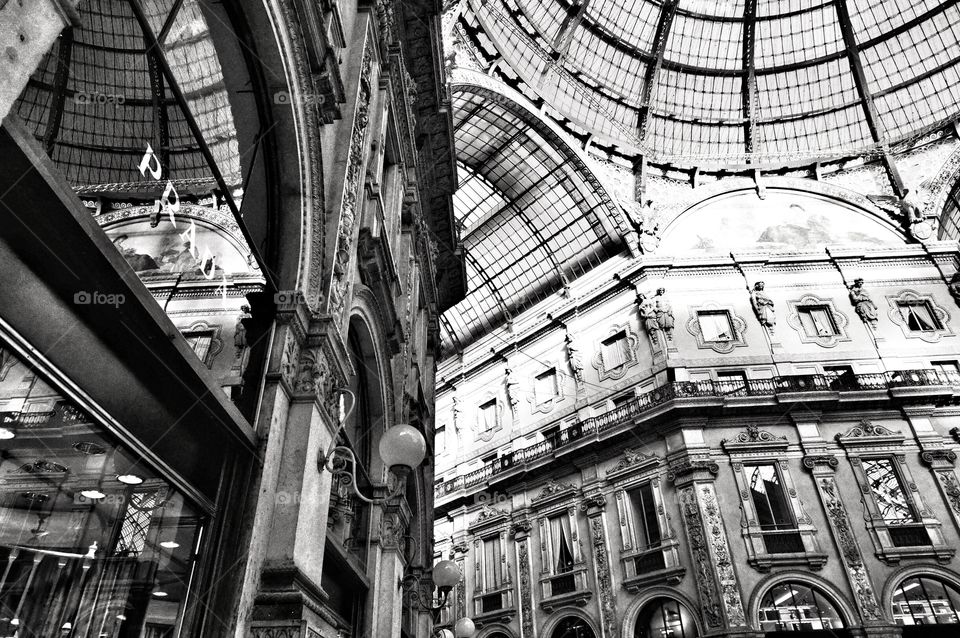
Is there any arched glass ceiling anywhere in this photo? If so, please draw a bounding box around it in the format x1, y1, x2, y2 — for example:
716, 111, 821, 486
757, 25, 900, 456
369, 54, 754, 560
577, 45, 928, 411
441, 83, 628, 354
13, 0, 239, 192
462, 0, 960, 167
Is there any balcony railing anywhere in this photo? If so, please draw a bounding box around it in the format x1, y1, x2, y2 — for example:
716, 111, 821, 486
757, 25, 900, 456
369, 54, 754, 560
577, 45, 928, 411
437, 369, 958, 499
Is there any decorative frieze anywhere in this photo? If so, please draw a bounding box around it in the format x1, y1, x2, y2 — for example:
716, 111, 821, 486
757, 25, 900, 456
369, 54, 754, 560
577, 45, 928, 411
516, 538, 535, 638
330, 45, 374, 318
588, 515, 618, 638
667, 458, 719, 485
677, 486, 723, 628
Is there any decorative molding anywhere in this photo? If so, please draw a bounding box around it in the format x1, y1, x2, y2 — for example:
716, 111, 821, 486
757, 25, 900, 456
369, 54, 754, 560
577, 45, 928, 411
588, 516, 618, 638
678, 486, 723, 628
785, 294, 851, 348
517, 539, 534, 638
667, 458, 719, 485
531, 479, 578, 506
721, 424, 788, 453
934, 470, 960, 517
607, 448, 662, 479
474, 391, 503, 442
178, 320, 224, 368
527, 363, 564, 415
330, 44, 374, 318
835, 419, 903, 446
591, 323, 640, 381
685, 303, 748, 354
579, 492, 607, 514
469, 505, 510, 530
921, 449, 958, 467
802, 455, 840, 471
885, 289, 954, 343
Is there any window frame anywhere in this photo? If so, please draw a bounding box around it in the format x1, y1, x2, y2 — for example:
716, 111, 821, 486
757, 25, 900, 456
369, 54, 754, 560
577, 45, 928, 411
722, 427, 826, 571
886, 291, 954, 343
686, 303, 748, 354
836, 422, 954, 564
591, 324, 639, 381
786, 295, 851, 348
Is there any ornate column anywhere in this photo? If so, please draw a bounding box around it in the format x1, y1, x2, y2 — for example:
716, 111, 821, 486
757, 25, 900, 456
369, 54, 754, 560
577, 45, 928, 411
920, 449, 960, 532
510, 518, 536, 638
580, 493, 617, 638
801, 455, 885, 625
370, 496, 413, 637
668, 456, 748, 634
243, 295, 353, 637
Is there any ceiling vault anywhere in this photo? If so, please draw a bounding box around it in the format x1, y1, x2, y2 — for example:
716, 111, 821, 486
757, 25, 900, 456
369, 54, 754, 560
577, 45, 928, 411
636, 0, 679, 142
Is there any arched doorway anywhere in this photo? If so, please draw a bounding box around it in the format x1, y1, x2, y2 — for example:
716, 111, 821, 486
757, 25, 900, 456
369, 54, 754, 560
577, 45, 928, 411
757, 581, 849, 637
551, 616, 595, 638
892, 574, 960, 636
634, 597, 699, 638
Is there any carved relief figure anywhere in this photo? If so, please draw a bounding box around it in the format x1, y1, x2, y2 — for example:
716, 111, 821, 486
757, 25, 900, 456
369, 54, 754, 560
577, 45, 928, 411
848, 278, 879, 328
564, 331, 585, 389
750, 281, 776, 331
654, 287, 675, 339
452, 395, 462, 433
504, 367, 520, 418
234, 304, 252, 377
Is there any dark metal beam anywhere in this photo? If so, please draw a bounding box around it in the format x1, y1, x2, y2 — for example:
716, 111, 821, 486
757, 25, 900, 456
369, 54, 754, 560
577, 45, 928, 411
145, 50, 171, 171
636, 0, 679, 141
551, 0, 592, 58
834, 0, 904, 196
741, 0, 758, 155
42, 29, 74, 156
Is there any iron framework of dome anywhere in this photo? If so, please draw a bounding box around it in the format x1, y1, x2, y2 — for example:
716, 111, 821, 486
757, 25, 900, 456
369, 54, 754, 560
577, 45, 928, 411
440, 80, 630, 353
455, 0, 960, 168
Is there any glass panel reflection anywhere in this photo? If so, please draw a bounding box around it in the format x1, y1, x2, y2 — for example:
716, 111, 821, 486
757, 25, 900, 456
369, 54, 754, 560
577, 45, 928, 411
758, 582, 845, 632
892, 576, 960, 625
0, 343, 202, 637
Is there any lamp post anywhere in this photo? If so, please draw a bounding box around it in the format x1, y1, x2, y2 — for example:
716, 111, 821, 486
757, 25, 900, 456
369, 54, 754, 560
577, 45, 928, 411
317, 389, 426, 504
399, 560, 475, 638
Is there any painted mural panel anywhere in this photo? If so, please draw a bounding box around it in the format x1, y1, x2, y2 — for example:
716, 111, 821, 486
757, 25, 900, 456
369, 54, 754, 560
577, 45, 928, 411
659, 190, 904, 254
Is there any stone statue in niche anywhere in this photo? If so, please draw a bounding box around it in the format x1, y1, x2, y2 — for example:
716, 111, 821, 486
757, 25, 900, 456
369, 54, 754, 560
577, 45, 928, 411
636, 292, 660, 346
948, 272, 960, 307
848, 278, 879, 329
750, 281, 776, 332
234, 304, 252, 376
654, 288, 675, 340
504, 367, 520, 418
564, 331, 585, 390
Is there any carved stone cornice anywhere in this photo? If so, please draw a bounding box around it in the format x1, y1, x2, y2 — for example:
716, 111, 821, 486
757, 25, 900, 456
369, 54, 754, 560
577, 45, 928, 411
835, 419, 904, 448
468, 505, 509, 533
606, 448, 662, 481
667, 457, 719, 486
290, 315, 353, 418
721, 424, 789, 454
530, 478, 578, 509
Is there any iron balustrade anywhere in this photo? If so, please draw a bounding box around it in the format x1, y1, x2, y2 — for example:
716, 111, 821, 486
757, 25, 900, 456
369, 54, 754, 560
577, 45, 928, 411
436, 369, 959, 499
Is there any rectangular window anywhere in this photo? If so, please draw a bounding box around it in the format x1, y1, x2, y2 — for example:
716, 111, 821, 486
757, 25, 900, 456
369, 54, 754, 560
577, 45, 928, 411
746, 464, 795, 530
535, 369, 558, 402
548, 514, 575, 573
628, 482, 662, 549
933, 360, 960, 383
612, 393, 635, 409
824, 365, 856, 390
862, 458, 917, 523
601, 331, 629, 369
482, 536, 503, 589
698, 311, 734, 342
436, 425, 446, 454
182, 330, 213, 363
798, 305, 838, 337
717, 370, 748, 395
898, 301, 941, 332
479, 400, 497, 430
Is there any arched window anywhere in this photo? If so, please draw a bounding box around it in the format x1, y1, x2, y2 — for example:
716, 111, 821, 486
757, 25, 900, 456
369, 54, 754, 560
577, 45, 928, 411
635, 598, 699, 638
892, 575, 960, 626
758, 582, 845, 634
552, 617, 595, 638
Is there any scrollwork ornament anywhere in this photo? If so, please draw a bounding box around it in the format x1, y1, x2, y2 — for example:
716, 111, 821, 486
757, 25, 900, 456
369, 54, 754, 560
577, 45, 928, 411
936, 470, 960, 515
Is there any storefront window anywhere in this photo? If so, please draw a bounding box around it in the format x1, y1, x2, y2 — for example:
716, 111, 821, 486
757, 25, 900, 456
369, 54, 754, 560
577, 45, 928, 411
0, 343, 203, 637
758, 582, 845, 632
892, 576, 960, 625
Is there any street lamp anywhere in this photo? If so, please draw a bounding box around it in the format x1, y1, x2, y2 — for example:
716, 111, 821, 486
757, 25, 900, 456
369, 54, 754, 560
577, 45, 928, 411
317, 389, 427, 504
399, 559, 475, 638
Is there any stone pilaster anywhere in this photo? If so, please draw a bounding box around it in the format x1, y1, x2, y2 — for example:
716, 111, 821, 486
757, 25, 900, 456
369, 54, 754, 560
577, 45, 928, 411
802, 455, 884, 624
669, 456, 748, 632
580, 493, 617, 638
510, 518, 535, 638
